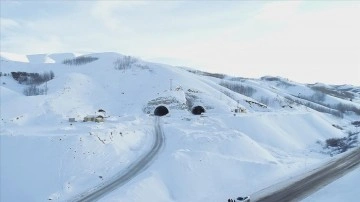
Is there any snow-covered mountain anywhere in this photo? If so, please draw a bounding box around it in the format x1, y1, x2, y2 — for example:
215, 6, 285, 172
1, 52, 359, 202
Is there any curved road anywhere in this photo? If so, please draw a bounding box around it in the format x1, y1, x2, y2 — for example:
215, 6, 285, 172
70, 117, 164, 202
253, 147, 360, 202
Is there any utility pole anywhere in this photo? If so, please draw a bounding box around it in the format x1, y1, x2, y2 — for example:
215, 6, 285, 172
170, 79, 173, 91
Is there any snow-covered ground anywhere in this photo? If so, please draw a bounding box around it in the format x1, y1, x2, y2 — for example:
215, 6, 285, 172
0, 52, 359, 201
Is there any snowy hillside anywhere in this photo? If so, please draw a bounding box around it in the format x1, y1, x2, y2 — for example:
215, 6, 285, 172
1, 52, 359, 202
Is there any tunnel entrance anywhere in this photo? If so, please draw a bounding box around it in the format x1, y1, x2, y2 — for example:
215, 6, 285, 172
154, 106, 169, 116
192, 106, 205, 115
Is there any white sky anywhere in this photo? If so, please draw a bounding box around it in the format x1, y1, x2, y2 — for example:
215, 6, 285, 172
1, 1, 359, 85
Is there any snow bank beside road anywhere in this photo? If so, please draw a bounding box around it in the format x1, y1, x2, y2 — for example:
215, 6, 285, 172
302, 165, 360, 202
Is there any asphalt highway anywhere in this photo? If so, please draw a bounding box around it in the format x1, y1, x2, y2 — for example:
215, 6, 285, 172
254, 147, 360, 202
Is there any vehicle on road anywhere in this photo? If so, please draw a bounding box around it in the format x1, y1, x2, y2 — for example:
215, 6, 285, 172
237, 196, 250, 202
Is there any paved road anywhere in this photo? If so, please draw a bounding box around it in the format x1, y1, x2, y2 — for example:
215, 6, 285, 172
254, 147, 360, 202
70, 117, 164, 202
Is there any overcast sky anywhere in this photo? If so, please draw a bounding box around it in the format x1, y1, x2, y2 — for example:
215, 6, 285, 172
1, 1, 359, 85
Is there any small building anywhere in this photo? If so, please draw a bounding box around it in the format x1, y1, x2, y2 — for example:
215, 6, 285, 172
84, 115, 105, 123
95, 115, 104, 122
84, 115, 104, 122
234, 108, 246, 113
84, 115, 96, 122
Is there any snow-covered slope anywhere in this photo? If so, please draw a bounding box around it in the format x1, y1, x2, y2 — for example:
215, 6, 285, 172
0, 52, 30, 63
0, 52, 359, 201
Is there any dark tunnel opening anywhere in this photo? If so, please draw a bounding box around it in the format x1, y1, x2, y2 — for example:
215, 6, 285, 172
192, 106, 205, 115
154, 106, 169, 116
